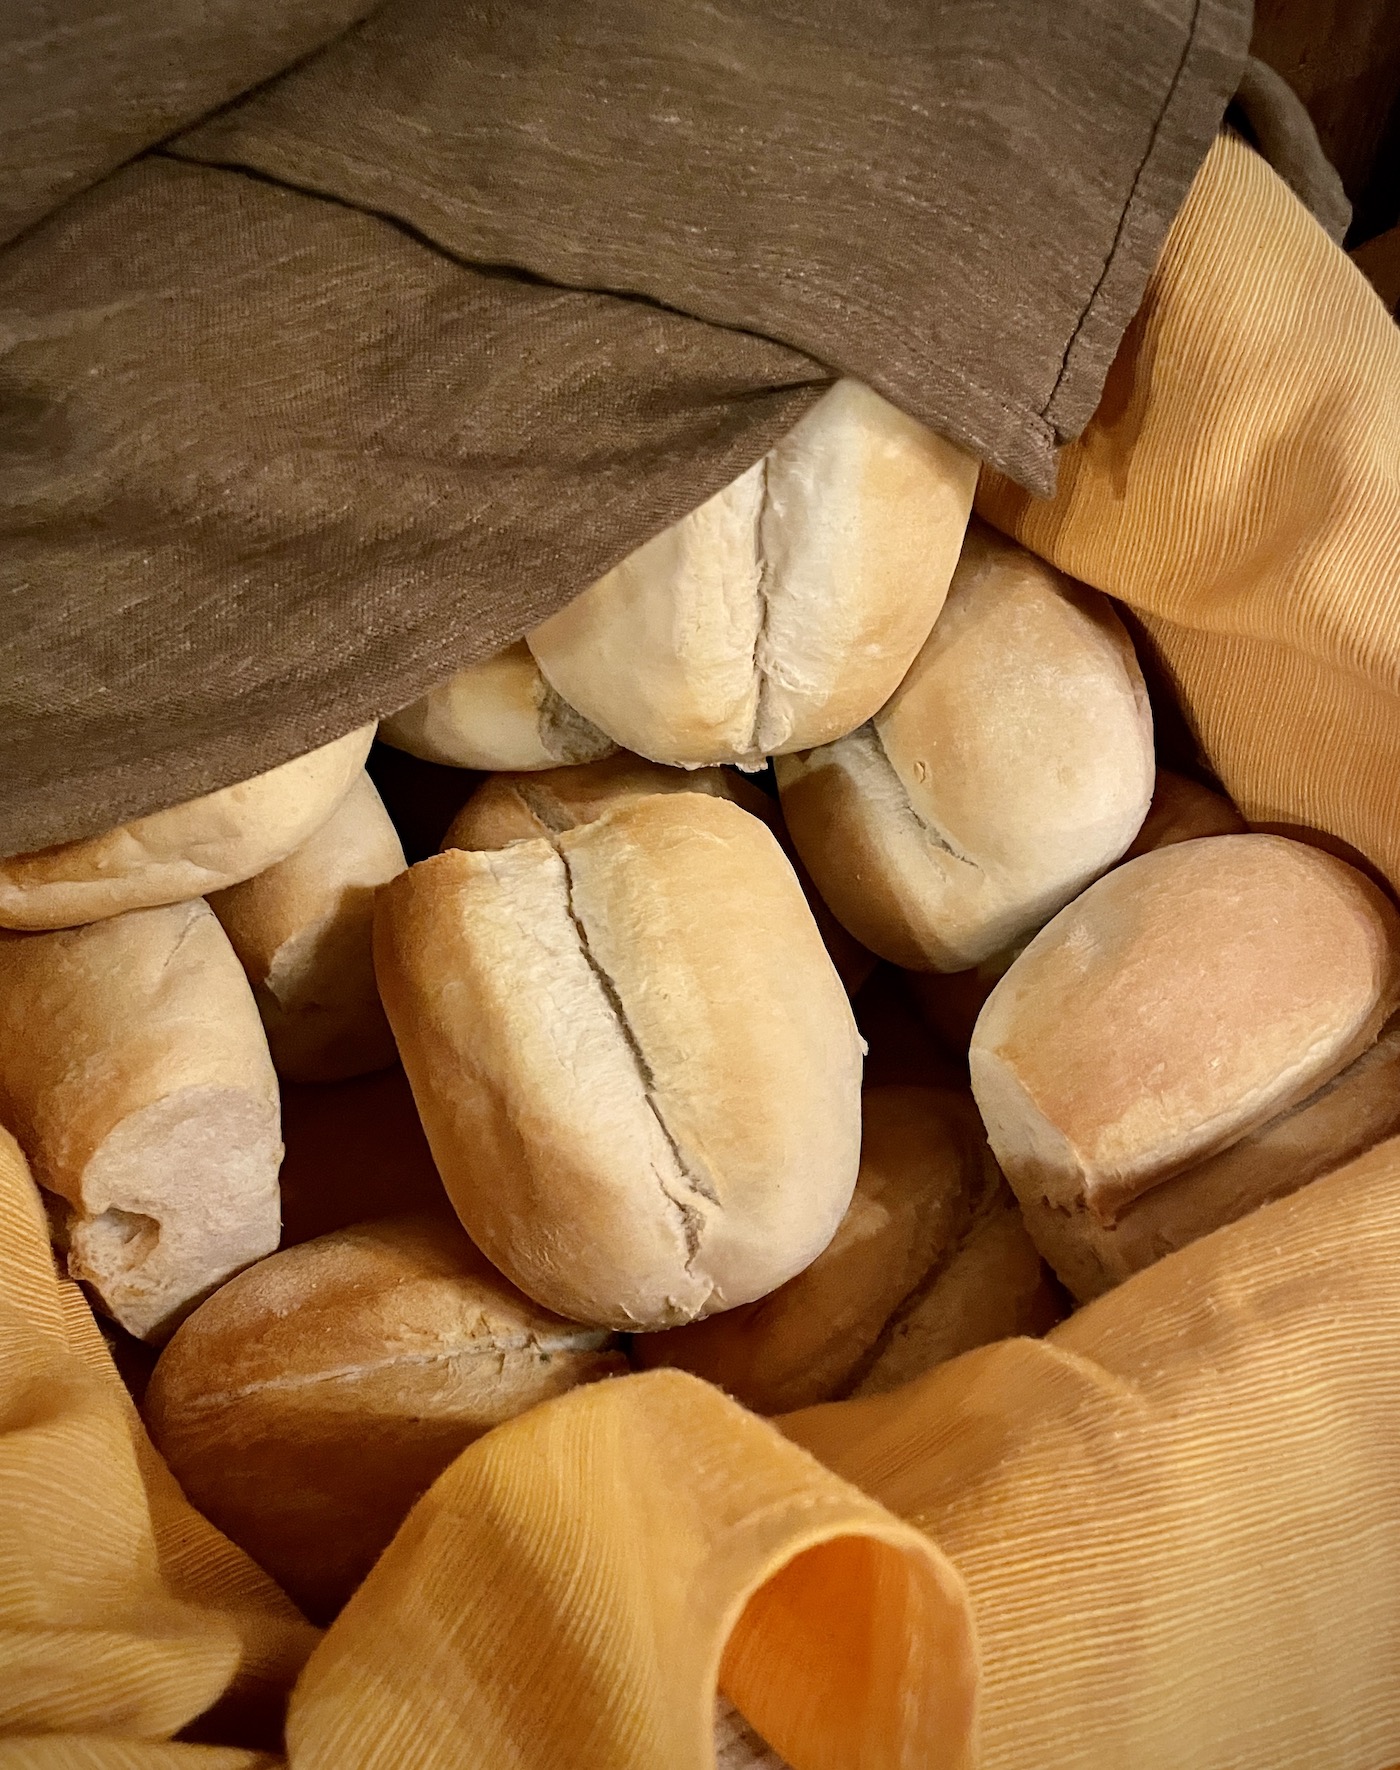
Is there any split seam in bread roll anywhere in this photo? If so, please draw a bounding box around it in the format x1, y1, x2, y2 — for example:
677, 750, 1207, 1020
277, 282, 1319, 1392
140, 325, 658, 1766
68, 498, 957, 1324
376, 795, 863, 1329
528, 379, 978, 769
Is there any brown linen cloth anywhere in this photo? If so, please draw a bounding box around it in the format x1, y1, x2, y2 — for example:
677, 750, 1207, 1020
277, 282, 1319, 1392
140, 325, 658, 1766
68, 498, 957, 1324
0, 0, 1247, 856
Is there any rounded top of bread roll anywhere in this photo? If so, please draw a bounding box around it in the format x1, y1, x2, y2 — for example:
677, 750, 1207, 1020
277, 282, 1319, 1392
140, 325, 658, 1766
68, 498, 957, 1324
379, 641, 616, 771
969, 834, 1400, 1224
144, 1212, 626, 1619
375, 793, 864, 1329
527, 379, 978, 769
775, 523, 1154, 970
1122, 769, 1246, 859
442, 751, 776, 851
0, 724, 377, 930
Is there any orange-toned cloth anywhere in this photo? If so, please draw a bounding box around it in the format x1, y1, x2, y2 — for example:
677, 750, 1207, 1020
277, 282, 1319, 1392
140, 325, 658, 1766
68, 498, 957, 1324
5, 126, 1400, 1770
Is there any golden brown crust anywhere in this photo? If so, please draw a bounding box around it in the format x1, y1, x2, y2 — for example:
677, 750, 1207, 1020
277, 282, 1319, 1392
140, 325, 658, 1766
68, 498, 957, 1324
209, 771, 405, 1083
970, 834, 1400, 1223
143, 1213, 626, 1620
0, 725, 376, 930
1122, 769, 1246, 860
1019, 1017, 1400, 1301
375, 794, 863, 1329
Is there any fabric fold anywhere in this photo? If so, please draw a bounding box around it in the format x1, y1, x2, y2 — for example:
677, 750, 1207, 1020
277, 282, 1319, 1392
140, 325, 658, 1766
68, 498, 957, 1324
285, 1369, 977, 1770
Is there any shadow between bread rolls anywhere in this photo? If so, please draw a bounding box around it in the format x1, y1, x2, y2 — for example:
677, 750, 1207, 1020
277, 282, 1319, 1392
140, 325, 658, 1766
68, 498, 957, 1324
374, 792, 865, 1330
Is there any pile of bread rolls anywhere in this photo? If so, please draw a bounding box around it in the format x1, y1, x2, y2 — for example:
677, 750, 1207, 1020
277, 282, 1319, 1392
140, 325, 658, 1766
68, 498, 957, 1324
2, 378, 1395, 1629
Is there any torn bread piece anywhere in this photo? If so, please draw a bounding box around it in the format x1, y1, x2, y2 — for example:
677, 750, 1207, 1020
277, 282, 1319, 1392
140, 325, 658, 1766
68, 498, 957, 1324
380, 641, 616, 771
375, 794, 864, 1329
527, 380, 977, 769
970, 833, 1400, 1238
209, 771, 406, 1083
144, 1213, 627, 1620
0, 900, 281, 1340
442, 752, 875, 997
775, 523, 1154, 971
0, 724, 376, 930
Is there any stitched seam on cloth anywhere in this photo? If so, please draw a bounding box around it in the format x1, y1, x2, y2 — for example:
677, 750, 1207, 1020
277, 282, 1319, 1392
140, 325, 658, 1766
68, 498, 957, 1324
1041, 0, 1204, 425
164, 138, 1056, 461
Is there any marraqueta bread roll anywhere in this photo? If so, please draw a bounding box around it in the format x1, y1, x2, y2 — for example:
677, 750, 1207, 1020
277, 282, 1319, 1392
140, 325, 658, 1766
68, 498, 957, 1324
144, 1213, 626, 1620
375, 794, 864, 1330
0, 724, 376, 930
775, 522, 1154, 970
380, 641, 616, 771
209, 771, 406, 1083
970, 834, 1400, 1233
634, 1085, 1002, 1413
442, 752, 876, 998
0, 900, 281, 1340
527, 380, 977, 769
1018, 1014, 1400, 1302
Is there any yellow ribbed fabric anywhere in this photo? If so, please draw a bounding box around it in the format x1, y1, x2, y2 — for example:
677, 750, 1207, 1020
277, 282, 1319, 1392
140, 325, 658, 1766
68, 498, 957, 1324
784, 1139, 1400, 1769
6, 129, 1400, 1770
978, 129, 1400, 890
0, 1126, 316, 1755
284, 1371, 976, 1770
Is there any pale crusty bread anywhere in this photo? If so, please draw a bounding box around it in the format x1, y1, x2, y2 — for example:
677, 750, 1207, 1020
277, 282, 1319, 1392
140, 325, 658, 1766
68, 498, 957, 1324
375, 794, 864, 1329
0, 724, 376, 930
633, 1086, 995, 1412
852, 1194, 1064, 1398
775, 523, 1154, 971
1122, 768, 1246, 860
970, 834, 1400, 1226
143, 1213, 626, 1620
0, 900, 281, 1340
1018, 1016, 1400, 1302
209, 772, 406, 1083
527, 380, 977, 769
379, 641, 616, 771
442, 752, 876, 997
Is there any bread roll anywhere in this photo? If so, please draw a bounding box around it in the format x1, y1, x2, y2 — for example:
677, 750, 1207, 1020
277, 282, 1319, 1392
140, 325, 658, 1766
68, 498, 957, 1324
851, 1195, 1064, 1397
143, 1214, 627, 1620
209, 772, 406, 1083
1018, 1015, 1400, 1302
442, 752, 876, 997
278, 1065, 446, 1248
375, 795, 864, 1329
441, 750, 776, 851
775, 523, 1154, 970
0, 724, 376, 930
380, 641, 616, 771
0, 900, 281, 1340
970, 834, 1400, 1230
1122, 768, 1246, 859
633, 1086, 996, 1412
527, 380, 977, 769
